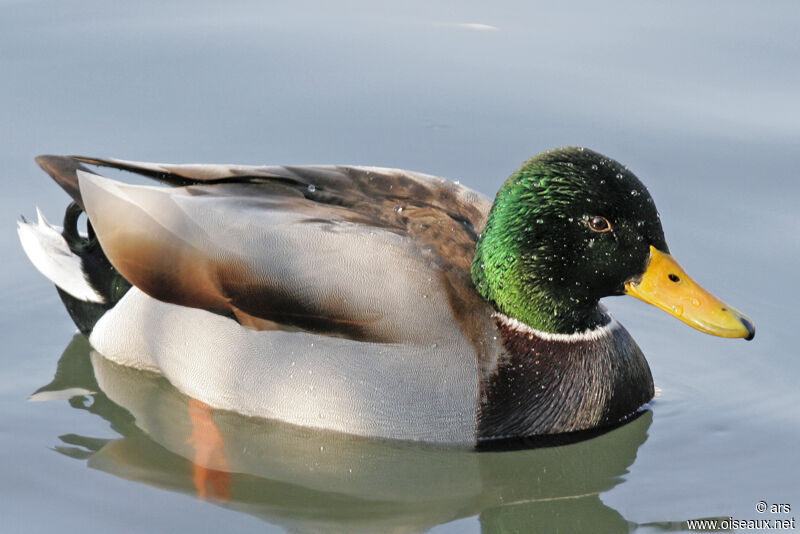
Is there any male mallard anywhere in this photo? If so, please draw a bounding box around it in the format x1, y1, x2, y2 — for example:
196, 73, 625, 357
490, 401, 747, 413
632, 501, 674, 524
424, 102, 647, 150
18, 148, 754, 443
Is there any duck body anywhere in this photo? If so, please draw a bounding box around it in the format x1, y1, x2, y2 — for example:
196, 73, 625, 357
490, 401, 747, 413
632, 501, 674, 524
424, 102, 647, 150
87, 287, 651, 442
19, 149, 752, 444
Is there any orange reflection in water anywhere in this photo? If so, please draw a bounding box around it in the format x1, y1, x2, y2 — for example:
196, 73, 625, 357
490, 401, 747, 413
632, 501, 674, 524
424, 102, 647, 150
187, 398, 231, 502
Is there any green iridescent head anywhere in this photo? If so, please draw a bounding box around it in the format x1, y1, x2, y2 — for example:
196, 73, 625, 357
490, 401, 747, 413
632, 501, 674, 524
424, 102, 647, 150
472, 147, 668, 334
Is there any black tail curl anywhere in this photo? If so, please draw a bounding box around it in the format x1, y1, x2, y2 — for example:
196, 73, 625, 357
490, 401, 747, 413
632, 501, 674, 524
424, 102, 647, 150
57, 202, 131, 335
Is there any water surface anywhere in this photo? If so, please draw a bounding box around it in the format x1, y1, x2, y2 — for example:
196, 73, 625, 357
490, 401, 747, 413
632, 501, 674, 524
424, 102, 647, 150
2, 1, 798, 533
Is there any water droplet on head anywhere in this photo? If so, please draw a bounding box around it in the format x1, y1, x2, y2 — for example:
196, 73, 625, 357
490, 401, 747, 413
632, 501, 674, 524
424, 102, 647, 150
630, 189, 640, 196
591, 164, 598, 171
616, 173, 624, 180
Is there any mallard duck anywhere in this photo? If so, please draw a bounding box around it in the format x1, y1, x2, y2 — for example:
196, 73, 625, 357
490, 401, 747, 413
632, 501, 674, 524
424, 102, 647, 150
18, 147, 754, 443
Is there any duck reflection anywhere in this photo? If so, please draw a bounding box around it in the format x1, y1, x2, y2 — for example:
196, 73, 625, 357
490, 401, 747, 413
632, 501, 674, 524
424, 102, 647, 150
34, 335, 653, 533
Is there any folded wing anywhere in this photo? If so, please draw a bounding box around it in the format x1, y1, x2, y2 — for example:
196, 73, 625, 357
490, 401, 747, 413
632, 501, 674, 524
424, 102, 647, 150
39, 156, 493, 345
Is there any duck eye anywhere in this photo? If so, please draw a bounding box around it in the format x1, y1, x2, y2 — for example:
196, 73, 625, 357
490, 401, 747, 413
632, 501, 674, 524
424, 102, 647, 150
587, 216, 611, 233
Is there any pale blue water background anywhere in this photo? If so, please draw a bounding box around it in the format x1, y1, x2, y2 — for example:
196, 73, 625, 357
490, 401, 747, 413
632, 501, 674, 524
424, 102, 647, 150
1, 1, 799, 532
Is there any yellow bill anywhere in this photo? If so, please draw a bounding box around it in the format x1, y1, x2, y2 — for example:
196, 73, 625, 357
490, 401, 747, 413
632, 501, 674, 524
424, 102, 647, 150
624, 246, 755, 340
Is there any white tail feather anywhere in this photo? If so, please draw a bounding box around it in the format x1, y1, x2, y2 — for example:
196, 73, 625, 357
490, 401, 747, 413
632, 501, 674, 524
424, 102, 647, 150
17, 208, 105, 303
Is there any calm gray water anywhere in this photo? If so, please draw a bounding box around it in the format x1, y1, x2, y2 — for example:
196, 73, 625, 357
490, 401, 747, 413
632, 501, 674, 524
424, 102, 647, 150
2, 2, 799, 533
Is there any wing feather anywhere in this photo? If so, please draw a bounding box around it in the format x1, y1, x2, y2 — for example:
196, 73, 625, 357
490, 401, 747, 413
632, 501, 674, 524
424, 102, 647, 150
41, 156, 495, 346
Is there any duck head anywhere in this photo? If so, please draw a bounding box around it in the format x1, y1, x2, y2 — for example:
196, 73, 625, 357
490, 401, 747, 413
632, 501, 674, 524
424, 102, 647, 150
472, 147, 754, 339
